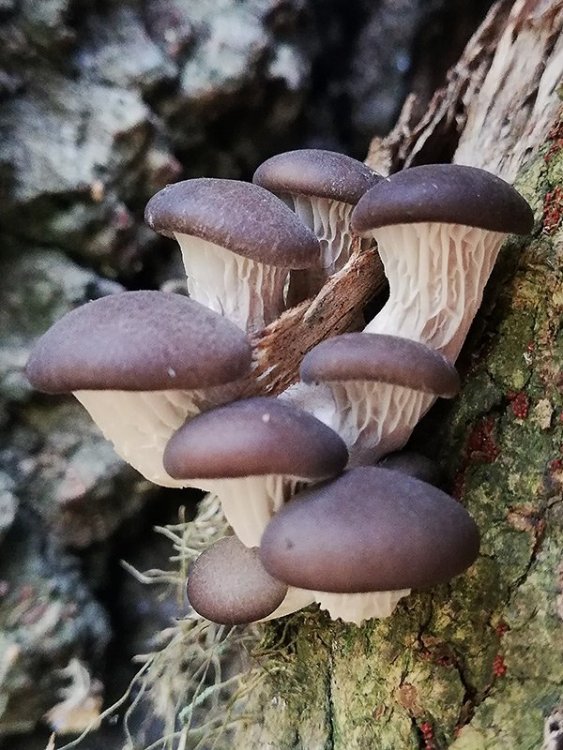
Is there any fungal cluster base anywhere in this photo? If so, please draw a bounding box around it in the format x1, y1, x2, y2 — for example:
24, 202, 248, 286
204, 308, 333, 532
26, 151, 534, 627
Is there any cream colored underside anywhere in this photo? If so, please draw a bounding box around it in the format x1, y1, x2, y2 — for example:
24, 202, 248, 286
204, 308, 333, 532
175, 232, 288, 332
364, 222, 505, 361
314, 589, 411, 624
203, 475, 305, 548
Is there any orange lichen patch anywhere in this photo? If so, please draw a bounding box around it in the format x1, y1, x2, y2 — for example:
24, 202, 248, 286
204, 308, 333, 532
395, 683, 422, 715
506, 505, 546, 542
420, 720, 436, 750
494, 620, 510, 637
549, 456, 563, 485
466, 415, 500, 463
542, 185, 563, 235
492, 654, 507, 677
507, 390, 530, 419
544, 118, 563, 163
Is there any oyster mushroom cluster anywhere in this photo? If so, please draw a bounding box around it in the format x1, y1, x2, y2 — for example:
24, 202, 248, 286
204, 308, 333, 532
26, 151, 534, 626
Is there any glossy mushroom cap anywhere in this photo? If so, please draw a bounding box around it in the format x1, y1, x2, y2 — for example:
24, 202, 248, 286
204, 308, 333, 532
253, 149, 383, 205
187, 536, 287, 625
300, 333, 460, 398
351, 164, 534, 235
260, 467, 480, 592
164, 396, 349, 480
145, 178, 321, 269
26, 291, 252, 393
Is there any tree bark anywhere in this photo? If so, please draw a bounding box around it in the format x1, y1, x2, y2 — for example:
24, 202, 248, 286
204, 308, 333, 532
234, 3, 563, 748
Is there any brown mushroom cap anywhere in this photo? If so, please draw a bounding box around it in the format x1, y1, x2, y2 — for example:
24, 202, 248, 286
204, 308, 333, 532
253, 149, 383, 205
26, 291, 252, 393
163, 396, 349, 480
187, 536, 287, 625
378, 451, 442, 487
145, 178, 321, 269
260, 467, 480, 592
351, 164, 534, 235
300, 333, 460, 398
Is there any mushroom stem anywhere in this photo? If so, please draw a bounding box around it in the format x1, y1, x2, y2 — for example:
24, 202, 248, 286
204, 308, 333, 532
259, 586, 316, 621
198, 475, 305, 548
76, 389, 199, 487
282, 381, 435, 467
75, 380, 246, 487
175, 233, 289, 332
329, 381, 435, 465
287, 197, 371, 304
314, 590, 411, 624
364, 222, 506, 361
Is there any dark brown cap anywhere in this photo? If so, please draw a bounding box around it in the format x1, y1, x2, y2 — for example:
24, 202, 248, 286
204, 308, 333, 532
378, 451, 441, 487
351, 164, 534, 235
260, 467, 480, 592
145, 178, 321, 269
187, 536, 287, 625
26, 291, 252, 393
253, 149, 383, 205
300, 333, 460, 397
163, 396, 348, 480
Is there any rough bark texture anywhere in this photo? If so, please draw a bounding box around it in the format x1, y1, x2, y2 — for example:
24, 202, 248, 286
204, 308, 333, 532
235, 3, 563, 748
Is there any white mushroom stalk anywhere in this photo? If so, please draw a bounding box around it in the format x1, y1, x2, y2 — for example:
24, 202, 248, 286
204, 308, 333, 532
314, 590, 411, 625
285, 333, 459, 470
282, 379, 436, 467
259, 586, 316, 622
290, 196, 371, 276
187, 474, 306, 548
75, 380, 246, 488
363, 222, 506, 362
175, 233, 290, 332
327, 381, 435, 466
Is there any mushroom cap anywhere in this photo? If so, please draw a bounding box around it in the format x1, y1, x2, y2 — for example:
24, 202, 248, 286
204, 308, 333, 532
187, 536, 288, 625
260, 467, 480, 592
26, 291, 252, 393
253, 149, 383, 205
300, 333, 460, 397
163, 396, 349, 480
145, 178, 321, 269
378, 451, 442, 487
351, 164, 534, 235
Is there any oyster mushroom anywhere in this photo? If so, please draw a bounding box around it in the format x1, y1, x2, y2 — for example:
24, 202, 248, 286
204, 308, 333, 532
187, 536, 288, 625
351, 164, 534, 361
253, 149, 382, 301
187, 535, 314, 624
145, 178, 321, 332
163, 396, 348, 547
260, 467, 480, 625
292, 332, 459, 466
25, 291, 252, 487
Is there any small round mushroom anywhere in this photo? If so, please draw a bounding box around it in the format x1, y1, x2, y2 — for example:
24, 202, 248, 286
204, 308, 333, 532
351, 164, 534, 361
25, 291, 252, 486
260, 467, 480, 624
145, 178, 321, 331
293, 332, 460, 465
163, 396, 349, 547
187, 536, 288, 625
253, 149, 383, 301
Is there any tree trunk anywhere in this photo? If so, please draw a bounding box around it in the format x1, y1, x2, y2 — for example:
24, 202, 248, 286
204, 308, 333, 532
235, 3, 563, 748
